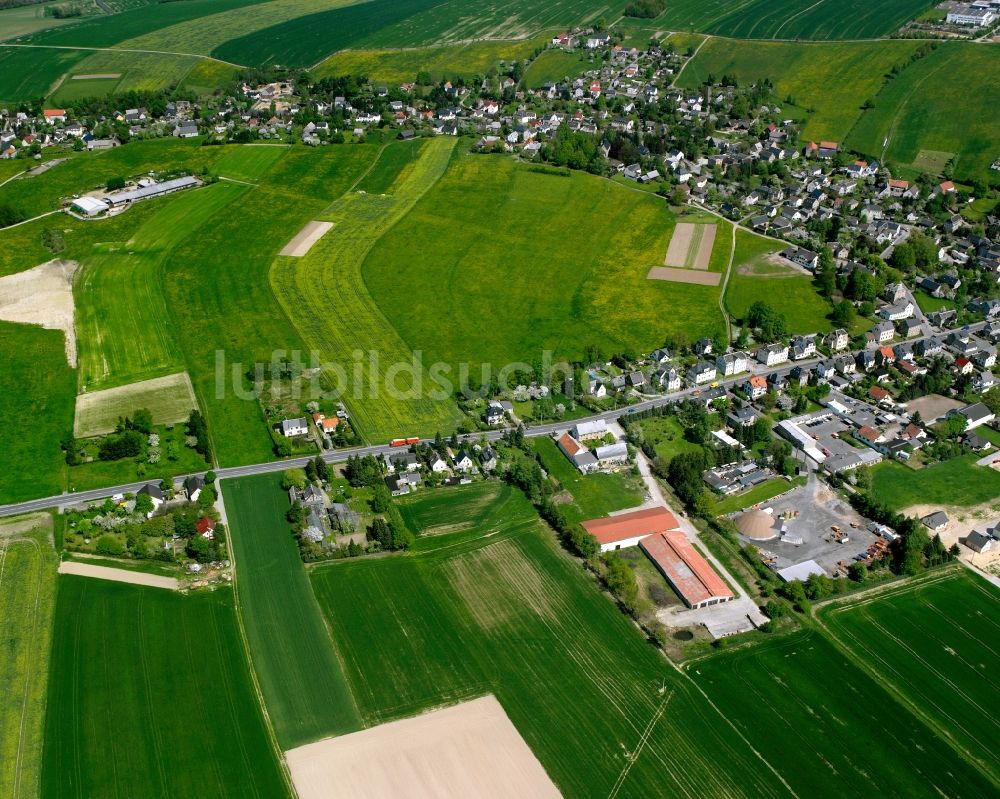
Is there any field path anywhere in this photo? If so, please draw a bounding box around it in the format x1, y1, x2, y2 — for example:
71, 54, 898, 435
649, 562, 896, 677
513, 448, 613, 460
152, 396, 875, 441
0, 42, 245, 67
671, 34, 710, 86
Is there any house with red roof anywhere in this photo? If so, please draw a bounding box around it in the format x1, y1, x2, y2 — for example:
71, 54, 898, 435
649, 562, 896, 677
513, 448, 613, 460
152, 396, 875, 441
43, 109, 66, 122
196, 517, 216, 540
640, 530, 733, 609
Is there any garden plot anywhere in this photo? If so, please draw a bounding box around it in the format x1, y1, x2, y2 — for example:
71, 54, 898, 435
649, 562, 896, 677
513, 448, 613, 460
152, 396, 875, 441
664, 222, 716, 269
285, 695, 561, 799
74, 370, 198, 438
0, 258, 78, 366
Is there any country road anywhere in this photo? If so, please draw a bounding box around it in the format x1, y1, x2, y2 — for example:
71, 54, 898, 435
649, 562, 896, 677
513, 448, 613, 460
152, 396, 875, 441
0, 321, 982, 519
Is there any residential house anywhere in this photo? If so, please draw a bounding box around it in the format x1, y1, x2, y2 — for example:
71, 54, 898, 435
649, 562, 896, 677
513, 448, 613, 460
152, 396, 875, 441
453, 449, 476, 473
744, 374, 768, 400
952, 402, 995, 431
479, 446, 498, 472
687, 361, 717, 385
716, 351, 749, 376
824, 329, 849, 351
137, 483, 164, 517
655, 367, 681, 392
184, 475, 204, 502
557, 432, 598, 474
385, 472, 420, 496
756, 343, 789, 367
280, 418, 308, 437
574, 419, 607, 441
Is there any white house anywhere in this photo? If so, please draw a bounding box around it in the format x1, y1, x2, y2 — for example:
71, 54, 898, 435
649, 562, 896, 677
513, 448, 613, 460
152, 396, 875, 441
428, 453, 450, 473
757, 343, 789, 367
687, 361, 717, 385
716, 352, 749, 376
595, 442, 629, 469
574, 419, 607, 441
280, 418, 308, 437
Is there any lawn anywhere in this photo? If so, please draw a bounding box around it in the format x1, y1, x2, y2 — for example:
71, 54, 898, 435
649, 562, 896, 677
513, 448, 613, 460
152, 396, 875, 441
688, 627, 996, 797
315, 37, 545, 83
677, 39, 923, 142
221, 473, 362, 749
638, 414, 707, 462
659, 0, 932, 39
310, 488, 791, 798
914, 289, 957, 313
0, 321, 74, 503
871, 453, 1000, 511
364, 152, 725, 383
164, 143, 378, 466
533, 436, 644, 523
821, 568, 1000, 783
66, 421, 210, 492
712, 475, 804, 515
725, 229, 832, 335
75, 181, 247, 392
269, 136, 465, 442
846, 42, 1000, 182
41, 576, 291, 798
0, 518, 57, 799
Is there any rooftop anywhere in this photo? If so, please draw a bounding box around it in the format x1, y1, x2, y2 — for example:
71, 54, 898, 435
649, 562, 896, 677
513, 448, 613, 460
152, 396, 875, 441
581, 506, 680, 546
639, 530, 733, 607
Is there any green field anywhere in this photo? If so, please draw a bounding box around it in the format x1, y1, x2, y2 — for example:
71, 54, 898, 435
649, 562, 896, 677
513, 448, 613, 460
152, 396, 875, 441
164, 144, 378, 466
177, 56, 240, 95
397, 479, 536, 538
725, 229, 832, 335
213, 144, 290, 182
0, 4, 82, 40
315, 36, 545, 83
49, 75, 121, 104
222, 473, 362, 748
871, 454, 1000, 511
533, 436, 644, 523
689, 626, 996, 797
821, 569, 1000, 782
75, 181, 247, 391
522, 47, 595, 88
0, 518, 57, 799
355, 137, 427, 193
364, 152, 725, 382
310, 483, 790, 797
0, 45, 90, 104
847, 43, 1000, 182
63, 49, 203, 94
659, 0, 932, 39
677, 39, 923, 142
0, 321, 75, 503
270, 136, 465, 441
74, 371, 198, 437
41, 576, 291, 798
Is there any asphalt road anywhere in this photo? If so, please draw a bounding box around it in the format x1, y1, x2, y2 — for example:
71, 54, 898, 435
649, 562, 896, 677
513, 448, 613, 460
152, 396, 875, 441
0, 321, 980, 519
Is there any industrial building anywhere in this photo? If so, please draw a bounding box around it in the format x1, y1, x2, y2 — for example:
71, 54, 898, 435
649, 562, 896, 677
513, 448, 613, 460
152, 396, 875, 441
71, 196, 110, 216
104, 175, 200, 208
639, 530, 734, 609
582, 506, 681, 552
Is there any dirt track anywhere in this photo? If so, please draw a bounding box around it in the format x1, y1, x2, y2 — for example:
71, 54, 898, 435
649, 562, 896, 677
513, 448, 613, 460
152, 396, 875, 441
647, 266, 721, 286
280, 220, 333, 257
285, 695, 561, 799
58, 560, 180, 590
0, 259, 78, 366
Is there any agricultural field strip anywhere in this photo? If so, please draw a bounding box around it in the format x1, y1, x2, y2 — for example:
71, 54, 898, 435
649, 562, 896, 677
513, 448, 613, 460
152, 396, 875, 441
312, 495, 790, 798
73, 370, 197, 438
819, 570, 1000, 783
0, 532, 50, 799
269, 136, 463, 440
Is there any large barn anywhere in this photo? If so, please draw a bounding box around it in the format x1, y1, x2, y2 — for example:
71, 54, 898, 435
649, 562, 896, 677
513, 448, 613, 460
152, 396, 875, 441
639, 531, 734, 609
582, 506, 681, 552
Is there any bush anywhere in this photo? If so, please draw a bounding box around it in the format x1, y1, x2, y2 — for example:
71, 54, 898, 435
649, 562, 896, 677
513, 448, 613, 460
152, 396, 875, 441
98, 429, 144, 461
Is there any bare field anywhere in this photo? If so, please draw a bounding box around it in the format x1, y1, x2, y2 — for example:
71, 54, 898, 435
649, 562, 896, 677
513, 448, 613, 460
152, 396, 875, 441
902, 393, 964, 423
663, 222, 716, 269
647, 266, 721, 285
279, 220, 333, 257
285, 695, 561, 799
74, 370, 198, 438
0, 258, 78, 366
71, 73, 121, 79
57, 560, 180, 590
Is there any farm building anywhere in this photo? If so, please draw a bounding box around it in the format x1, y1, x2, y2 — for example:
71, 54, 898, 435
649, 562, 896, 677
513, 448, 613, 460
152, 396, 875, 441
639, 531, 733, 609
71, 196, 109, 217
557, 432, 598, 474
776, 559, 825, 583
582, 506, 681, 552
104, 176, 199, 208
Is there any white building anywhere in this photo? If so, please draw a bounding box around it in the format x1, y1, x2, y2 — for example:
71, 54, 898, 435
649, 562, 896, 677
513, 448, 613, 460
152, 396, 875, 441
280, 418, 308, 437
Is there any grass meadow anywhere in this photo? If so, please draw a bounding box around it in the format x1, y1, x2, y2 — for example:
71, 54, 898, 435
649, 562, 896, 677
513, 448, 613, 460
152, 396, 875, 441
164, 144, 378, 466
177, 57, 240, 95
74, 371, 197, 437
0, 46, 89, 105
0, 4, 82, 40
310, 483, 792, 798
871, 454, 1000, 511
725, 229, 833, 334
821, 568, 1000, 783
64, 49, 203, 94
677, 39, 924, 142
659, 0, 930, 39
364, 152, 725, 381
688, 626, 997, 797
533, 436, 645, 523
397, 480, 535, 539
522, 48, 597, 88
222, 473, 362, 748
270, 136, 465, 442
846, 43, 1000, 182
213, 143, 289, 182
75, 181, 247, 391
0, 321, 75, 503
355, 137, 427, 193
315, 36, 546, 83
50, 75, 122, 104
0, 519, 57, 799
41, 576, 291, 799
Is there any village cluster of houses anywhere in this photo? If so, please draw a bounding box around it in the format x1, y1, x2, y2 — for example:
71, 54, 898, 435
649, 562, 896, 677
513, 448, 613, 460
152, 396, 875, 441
382, 442, 501, 495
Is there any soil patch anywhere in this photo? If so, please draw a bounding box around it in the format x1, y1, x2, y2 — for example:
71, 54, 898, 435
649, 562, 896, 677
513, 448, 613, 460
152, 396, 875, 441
71, 73, 121, 80
285, 695, 561, 799
647, 266, 721, 286
903, 393, 964, 423
280, 220, 333, 257
692, 223, 716, 270
0, 512, 52, 538
0, 258, 78, 366
57, 560, 180, 590
664, 221, 695, 266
